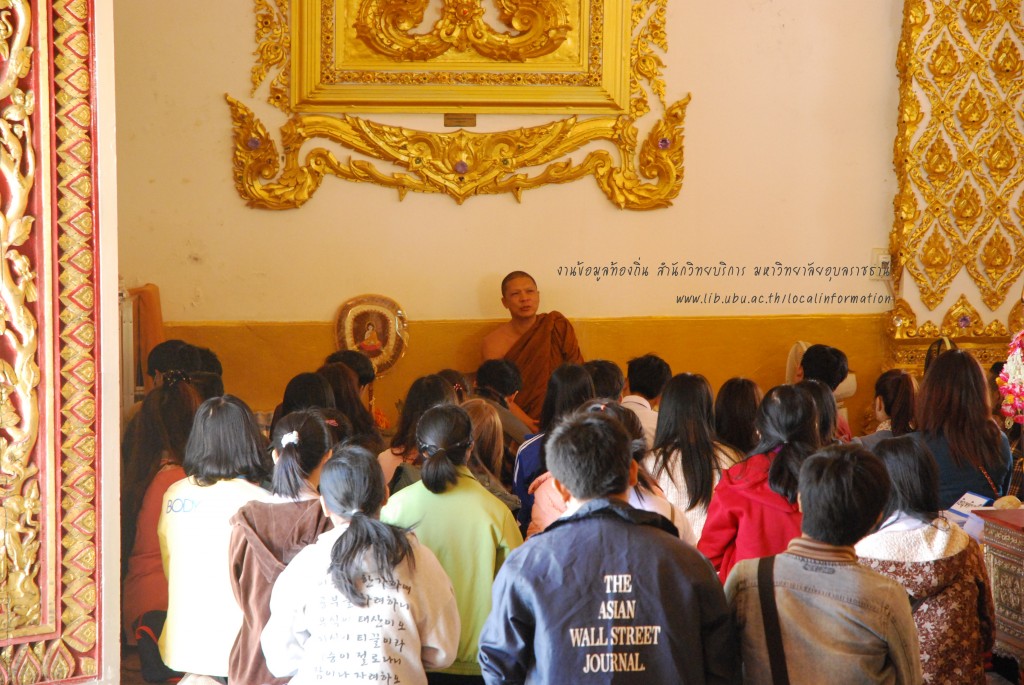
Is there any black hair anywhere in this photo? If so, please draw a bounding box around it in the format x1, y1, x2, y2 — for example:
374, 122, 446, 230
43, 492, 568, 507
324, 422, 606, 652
147, 339, 201, 377
714, 377, 763, 455
195, 346, 222, 375
315, 407, 355, 445
183, 395, 271, 486
318, 363, 381, 447
583, 360, 626, 399
390, 375, 456, 455
475, 359, 523, 406
626, 354, 672, 400
749, 385, 820, 503
800, 344, 849, 390
798, 444, 890, 546
874, 369, 917, 436
874, 436, 939, 524
270, 409, 333, 498
189, 370, 224, 401
924, 337, 957, 373
580, 399, 655, 491
321, 445, 414, 607
538, 364, 596, 433
437, 369, 472, 404
121, 375, 200, 571
325, 349, 376, 387
537, 364, 595, 475
797, 379, 838, 445
651, 373, 719, 511
547, 411, 632, 501
282, 372, 336, 414
416, 404, 473, 494
500, 270, 536, 296
917, 349, 1004, 476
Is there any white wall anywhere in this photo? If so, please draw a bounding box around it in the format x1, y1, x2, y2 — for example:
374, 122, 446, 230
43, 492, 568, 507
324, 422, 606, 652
98, 0, 122, 680
116, 0, 904, 322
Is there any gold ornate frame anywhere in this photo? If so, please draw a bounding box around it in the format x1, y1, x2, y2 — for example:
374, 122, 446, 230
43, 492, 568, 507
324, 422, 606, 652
292, 0, 629, 112
229, 0, 690, 207
1, 0, 102, 680
890, 0, 1024, 369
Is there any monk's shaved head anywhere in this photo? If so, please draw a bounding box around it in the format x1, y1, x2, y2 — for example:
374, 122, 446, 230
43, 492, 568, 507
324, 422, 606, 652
501, 271, 536, 296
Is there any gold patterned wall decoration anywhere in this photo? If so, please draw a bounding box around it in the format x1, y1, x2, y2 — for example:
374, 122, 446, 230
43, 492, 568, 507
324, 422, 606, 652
1, 0, 103, 680
231, 0, 689, 207
893, 0, 1024, 315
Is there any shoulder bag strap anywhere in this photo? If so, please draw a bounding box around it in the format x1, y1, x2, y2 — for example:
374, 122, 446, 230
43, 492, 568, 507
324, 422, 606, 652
757, 555, 791, 685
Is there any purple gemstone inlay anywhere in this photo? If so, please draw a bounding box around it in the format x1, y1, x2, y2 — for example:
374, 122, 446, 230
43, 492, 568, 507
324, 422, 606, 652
958, 315, 971, 328
454, 161, 469, 174
247, 138, 261, 150
658, 138, 671, 150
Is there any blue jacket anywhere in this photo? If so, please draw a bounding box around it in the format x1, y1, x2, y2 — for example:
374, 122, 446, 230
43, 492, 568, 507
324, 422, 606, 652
478, 498, 738, 684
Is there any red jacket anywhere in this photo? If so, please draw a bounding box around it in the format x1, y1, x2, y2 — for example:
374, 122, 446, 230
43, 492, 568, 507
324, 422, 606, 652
697, 452, 802, 583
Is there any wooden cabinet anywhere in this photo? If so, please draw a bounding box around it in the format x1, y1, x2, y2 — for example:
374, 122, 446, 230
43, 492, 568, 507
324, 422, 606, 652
977, 509, 1024, 665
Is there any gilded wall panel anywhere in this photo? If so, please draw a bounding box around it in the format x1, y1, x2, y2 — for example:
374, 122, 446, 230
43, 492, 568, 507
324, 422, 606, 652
0, 0, 102, 680
230, 0, 690, 207
892, 0, 1024, 367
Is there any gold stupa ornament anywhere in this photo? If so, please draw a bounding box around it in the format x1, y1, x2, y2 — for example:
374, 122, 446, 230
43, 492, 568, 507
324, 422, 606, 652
228, 0, 690, 208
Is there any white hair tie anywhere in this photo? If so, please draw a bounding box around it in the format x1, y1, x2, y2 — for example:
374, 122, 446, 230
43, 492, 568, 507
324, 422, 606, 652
280, 431, 299, 447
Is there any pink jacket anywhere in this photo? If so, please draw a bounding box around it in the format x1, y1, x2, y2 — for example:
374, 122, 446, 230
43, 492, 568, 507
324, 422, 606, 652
526, 472, 564, 538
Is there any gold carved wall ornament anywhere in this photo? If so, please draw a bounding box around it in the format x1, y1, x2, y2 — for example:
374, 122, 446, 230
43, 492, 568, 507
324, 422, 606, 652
230, 0, 689, 208
1, 0, 102, 679
352, 0, 571, 62
889, 0, 1024, 373
893, 0, 1024, 317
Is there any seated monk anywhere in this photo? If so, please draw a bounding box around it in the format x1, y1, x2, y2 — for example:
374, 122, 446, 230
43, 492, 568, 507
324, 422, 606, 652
482, 271, 583, 421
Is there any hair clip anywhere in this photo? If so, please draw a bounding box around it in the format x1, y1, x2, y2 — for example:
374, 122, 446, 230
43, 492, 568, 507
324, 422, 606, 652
281, 431, 300, 447
324, 419, 339, 427
163, 369, 190, 386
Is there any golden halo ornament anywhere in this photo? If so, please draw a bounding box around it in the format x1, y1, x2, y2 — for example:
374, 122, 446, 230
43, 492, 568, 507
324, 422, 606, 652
335, 294, 408, 376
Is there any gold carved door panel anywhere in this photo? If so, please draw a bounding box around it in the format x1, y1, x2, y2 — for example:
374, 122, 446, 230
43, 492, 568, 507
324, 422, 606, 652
1, 0, 104, 682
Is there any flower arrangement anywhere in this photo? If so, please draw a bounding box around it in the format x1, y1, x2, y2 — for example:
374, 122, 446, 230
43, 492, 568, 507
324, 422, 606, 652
998, 329, 1024, 427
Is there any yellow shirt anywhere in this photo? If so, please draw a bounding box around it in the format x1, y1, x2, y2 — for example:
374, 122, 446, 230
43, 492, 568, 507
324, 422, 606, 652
381, 467, 523, 675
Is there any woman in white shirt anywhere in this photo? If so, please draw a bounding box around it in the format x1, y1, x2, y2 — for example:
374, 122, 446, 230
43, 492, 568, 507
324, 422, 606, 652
644, 374, 740, 541
263, 445, 460, 685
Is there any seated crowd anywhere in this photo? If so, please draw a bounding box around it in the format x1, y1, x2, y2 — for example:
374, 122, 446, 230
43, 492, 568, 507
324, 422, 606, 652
122, 301, 1017, 684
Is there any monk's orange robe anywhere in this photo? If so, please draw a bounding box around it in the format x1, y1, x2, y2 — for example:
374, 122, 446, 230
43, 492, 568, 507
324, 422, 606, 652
504, 311, 583, 420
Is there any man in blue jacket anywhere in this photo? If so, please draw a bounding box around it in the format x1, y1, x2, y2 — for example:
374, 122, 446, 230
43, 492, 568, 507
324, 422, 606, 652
478, 410, 738, 684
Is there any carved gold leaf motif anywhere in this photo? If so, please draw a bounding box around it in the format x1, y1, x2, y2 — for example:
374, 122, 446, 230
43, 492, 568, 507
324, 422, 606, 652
963, 0, 992, 33
986, 134, 1017, 184
956, 83, 988, 138
929, 37, 961, 84
952, 182, 982, 232
992, 33, 1023, 82
353, 0, 571, 61
921, 230, 952, 282
251, 0, 290, 112
924, 136, 955, 182
981, 230, 1011, 281
233, 0, 688, 207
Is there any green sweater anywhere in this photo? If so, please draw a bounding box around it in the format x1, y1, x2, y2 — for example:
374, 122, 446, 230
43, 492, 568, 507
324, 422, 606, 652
382, 466, 524, 675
